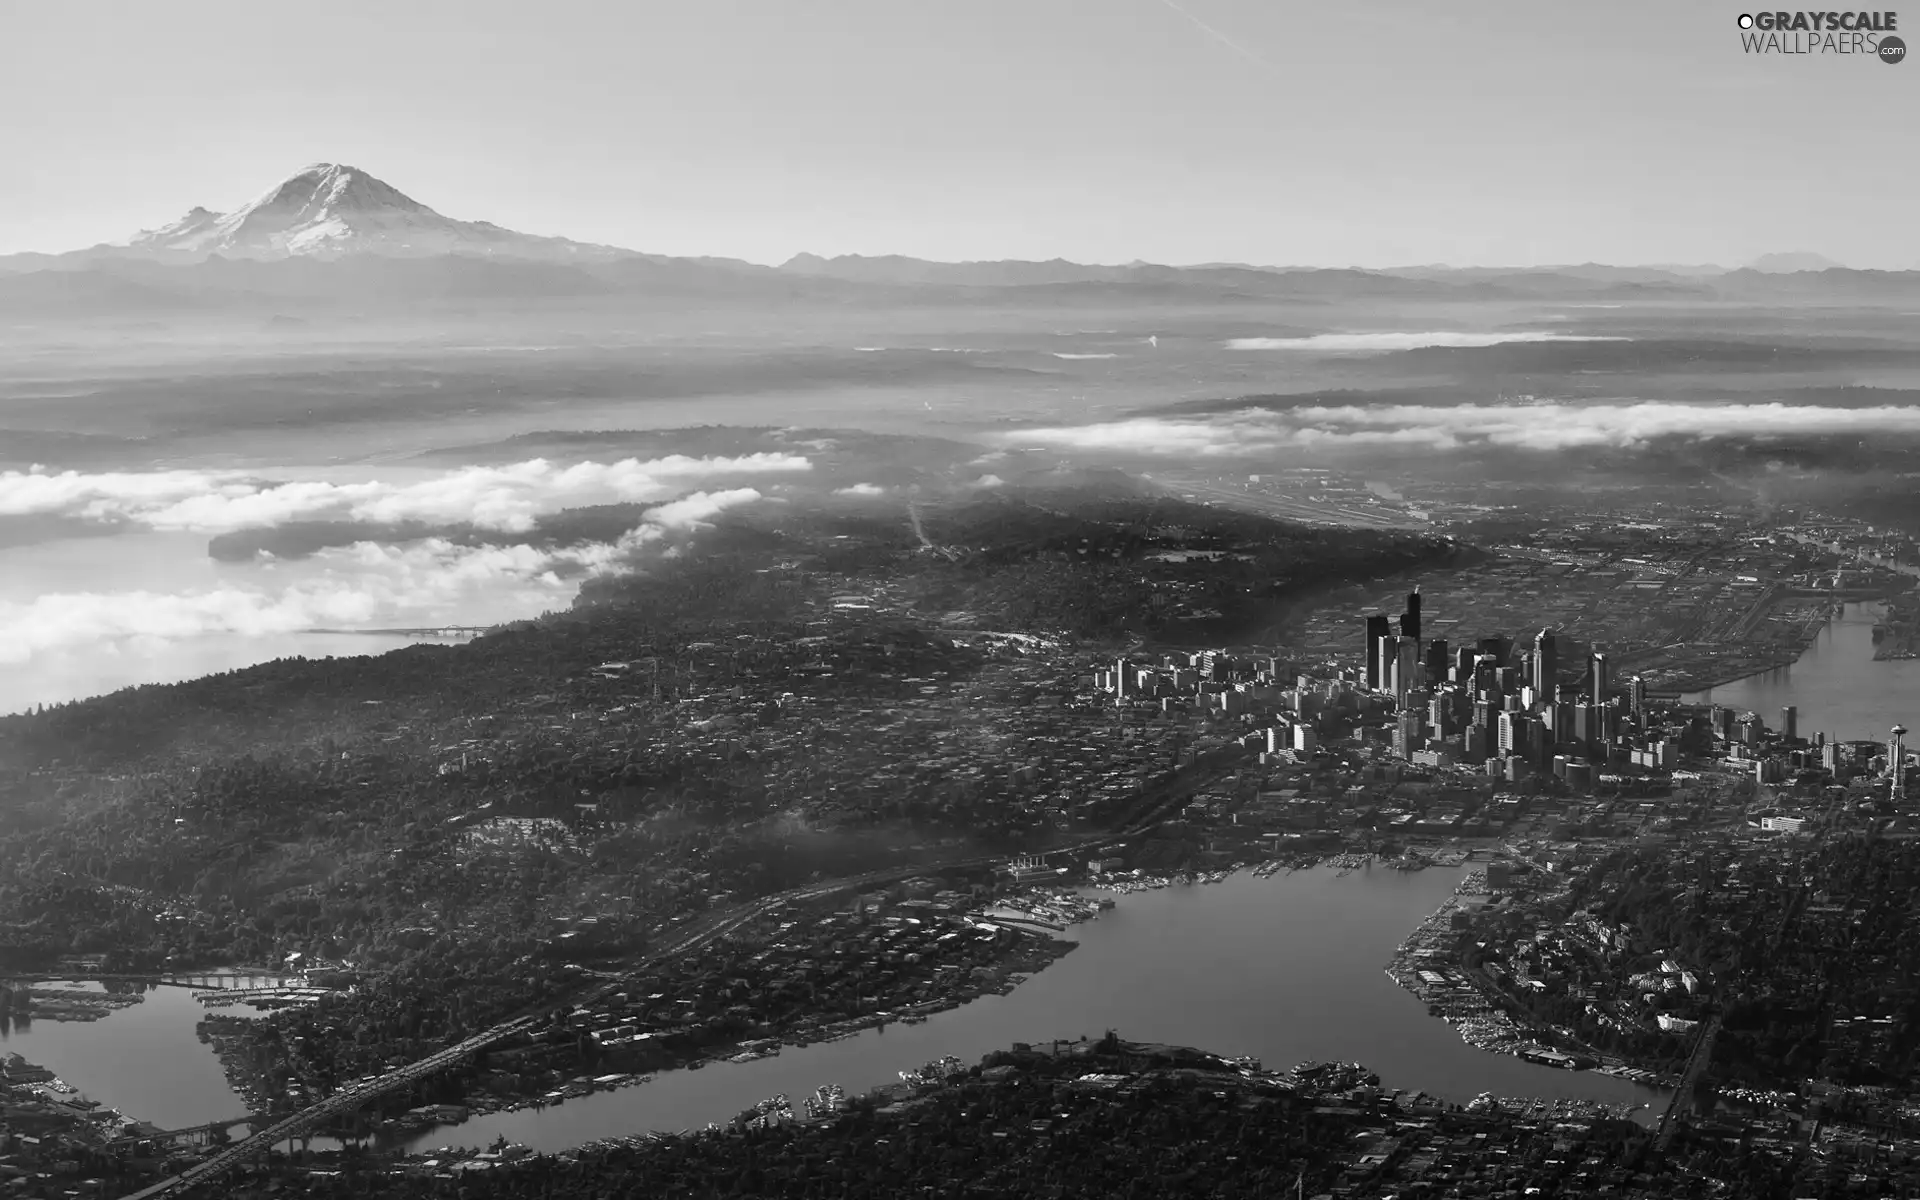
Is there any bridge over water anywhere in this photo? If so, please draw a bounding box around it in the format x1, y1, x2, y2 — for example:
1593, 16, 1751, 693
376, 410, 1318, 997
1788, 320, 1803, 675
114, 759, 1222, 1198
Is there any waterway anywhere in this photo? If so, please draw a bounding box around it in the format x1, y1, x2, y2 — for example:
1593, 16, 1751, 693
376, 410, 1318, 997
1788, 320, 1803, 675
1686, 600, 1920, 741
400, 865, 1663, 1153
0, 980, 270, 1130
6, 867, 1668, 1153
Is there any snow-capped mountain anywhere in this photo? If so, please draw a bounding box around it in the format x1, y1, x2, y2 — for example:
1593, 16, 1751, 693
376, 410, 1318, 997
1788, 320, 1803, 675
118, 163, 638, 262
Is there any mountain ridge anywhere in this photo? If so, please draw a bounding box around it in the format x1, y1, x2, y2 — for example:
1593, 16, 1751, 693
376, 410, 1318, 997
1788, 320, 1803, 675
0, 164, 1913, 318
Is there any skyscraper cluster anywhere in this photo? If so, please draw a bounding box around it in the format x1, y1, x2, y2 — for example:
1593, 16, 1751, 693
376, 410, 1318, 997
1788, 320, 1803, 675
1361, 589, 1678, 778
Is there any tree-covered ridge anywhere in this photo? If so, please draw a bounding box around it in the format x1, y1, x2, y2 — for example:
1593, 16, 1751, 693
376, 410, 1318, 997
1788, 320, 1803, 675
1556, 835, 1920, 1094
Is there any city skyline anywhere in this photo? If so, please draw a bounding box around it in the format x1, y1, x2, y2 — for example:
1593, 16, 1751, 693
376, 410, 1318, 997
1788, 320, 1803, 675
3, 0, 1914, 267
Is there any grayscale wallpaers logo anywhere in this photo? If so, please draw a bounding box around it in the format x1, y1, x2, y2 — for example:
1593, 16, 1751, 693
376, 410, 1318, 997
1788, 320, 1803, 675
1736, 10, 1904, 59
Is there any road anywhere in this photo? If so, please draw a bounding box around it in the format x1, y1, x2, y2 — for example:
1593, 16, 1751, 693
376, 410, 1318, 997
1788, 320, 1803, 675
1652, 1011, 1724, 1154
116, 758, 1235, 1199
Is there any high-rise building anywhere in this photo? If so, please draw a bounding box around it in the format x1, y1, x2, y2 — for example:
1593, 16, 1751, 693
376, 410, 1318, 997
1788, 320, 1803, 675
1471, 699, 1494, 736
1464, 723, 1490, 764
1891, 725, 1908, 801
1114, 658, 1129, 701
1404, 587, 1422, 641
1394, 638, 1419, 701
1478, 636, 1512, 668
1393, 711, 1424, 759
1497, 710, 1529, 758
1424, 639, 1449, 688
1531, 628, 1557, 697
1573, 702, 1599, 746
1364, 615, 1392, 690
1628, 675, 1647, 723
1588, 652, 1610, 702
1780, 705, 1798, 742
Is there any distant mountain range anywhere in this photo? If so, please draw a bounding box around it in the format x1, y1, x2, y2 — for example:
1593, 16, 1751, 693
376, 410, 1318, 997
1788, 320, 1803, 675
0, 164, 1909, 319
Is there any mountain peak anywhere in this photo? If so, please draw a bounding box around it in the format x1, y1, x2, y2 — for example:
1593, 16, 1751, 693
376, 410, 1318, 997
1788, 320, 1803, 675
118, 163, 634, 263
1748, 251, 1845, 273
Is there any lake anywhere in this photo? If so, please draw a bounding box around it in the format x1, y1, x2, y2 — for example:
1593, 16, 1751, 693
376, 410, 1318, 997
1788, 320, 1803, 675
1686, 600, 1920, 741
9, 866, 1665, 1152
402, 864, 1662, 1153
0, 980, 271, 1131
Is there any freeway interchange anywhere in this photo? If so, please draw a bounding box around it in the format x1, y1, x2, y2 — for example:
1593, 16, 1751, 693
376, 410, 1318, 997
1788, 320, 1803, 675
116, 756, 1232, 1199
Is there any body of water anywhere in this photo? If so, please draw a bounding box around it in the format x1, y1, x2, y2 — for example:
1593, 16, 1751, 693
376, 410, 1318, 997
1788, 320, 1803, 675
0, 981, 265, 1131
10, 867, 1663, 1150
402, 865, 1661, 1153
1686, 601, 1920, 741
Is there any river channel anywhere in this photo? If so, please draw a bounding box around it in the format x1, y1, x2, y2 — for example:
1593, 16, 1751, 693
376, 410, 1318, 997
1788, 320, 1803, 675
1686, 600, 1920, 741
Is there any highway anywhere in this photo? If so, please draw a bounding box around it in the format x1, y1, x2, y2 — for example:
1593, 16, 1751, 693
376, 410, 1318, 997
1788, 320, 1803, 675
115, 756, 1230, 1198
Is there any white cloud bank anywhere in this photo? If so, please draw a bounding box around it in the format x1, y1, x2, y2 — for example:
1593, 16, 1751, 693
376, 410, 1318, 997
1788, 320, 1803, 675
0, 453, 811, 534
0, 488, 769, 665
1004, 401, 1920, 457
1226, 332, 1629, 351
833, 483, 887, 497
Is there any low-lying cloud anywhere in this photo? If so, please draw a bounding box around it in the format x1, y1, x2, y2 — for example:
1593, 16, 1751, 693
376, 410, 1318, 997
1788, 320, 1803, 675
1226, 332, 1629, 351
1005, 401, 1920, 457
0, 454, 810, 534
0, 488, 769, 666
833, 483, 887, 497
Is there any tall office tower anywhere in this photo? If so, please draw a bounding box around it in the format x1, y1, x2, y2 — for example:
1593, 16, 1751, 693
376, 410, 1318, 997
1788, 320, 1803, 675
1628, 676, 1647, 724
1822, 740, 1841, 772
1365, 615, 1392, 689
1551, 698, 1575, 740
1497, 710, 1530, 758
1588, 651, 1610, 702
1573, 702, 1599, 746
1780, 705, 1798, 742
1478, 636, 1512, 668
1464, 723, 1490, 764
1470, 655, 1495, 698
1891, 725, 1908, 801
1424, 639, 1449, 688
1114, 658, 1130, 701
1393, 637, 1419, 700
1472, 698, 1494, 731
1710, 706, 1735, 742
1531, 628, 1557, 696
1404, 587, 1421, 641
1394, 711, 1423, 759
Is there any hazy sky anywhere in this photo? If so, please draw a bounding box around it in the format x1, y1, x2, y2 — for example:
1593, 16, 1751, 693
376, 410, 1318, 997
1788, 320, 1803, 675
2, 0, 1913, 267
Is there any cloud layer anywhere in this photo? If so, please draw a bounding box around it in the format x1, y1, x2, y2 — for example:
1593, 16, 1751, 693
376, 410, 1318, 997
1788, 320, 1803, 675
1226, 332, 1629, 351
0, 453, 811, 534
0, 488, 768, 665
1005, 401, 1920, 457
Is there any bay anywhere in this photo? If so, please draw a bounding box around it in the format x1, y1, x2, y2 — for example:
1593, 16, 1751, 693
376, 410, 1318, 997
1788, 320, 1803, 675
1686, 601, 1920, 741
